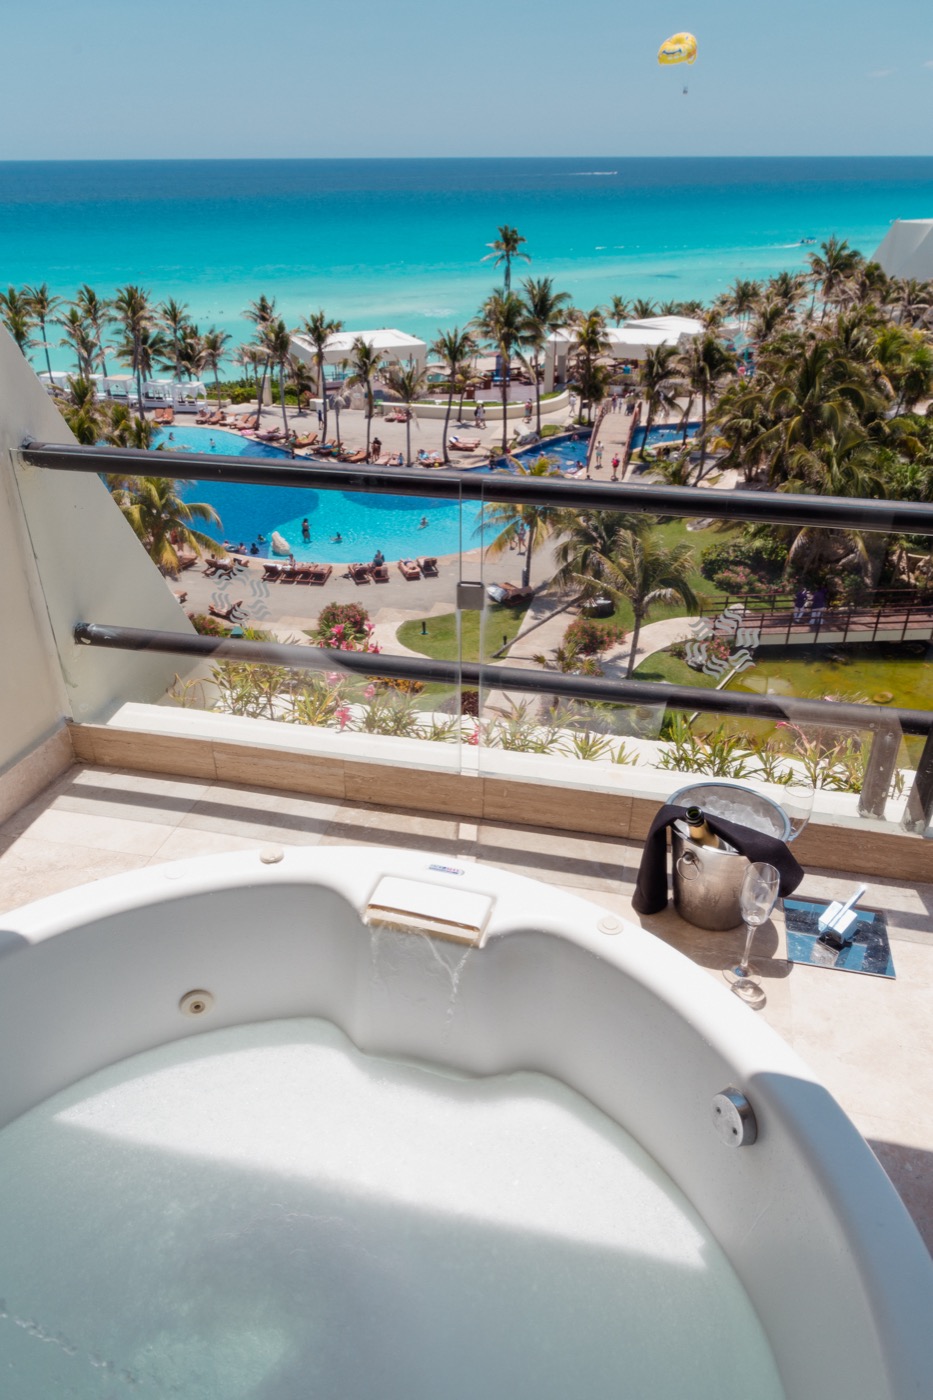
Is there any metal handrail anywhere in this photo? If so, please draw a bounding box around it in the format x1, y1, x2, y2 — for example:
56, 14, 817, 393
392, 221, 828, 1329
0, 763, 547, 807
73, 622, 933, 831
19, 437, 932, 830
19, 439, 933, 533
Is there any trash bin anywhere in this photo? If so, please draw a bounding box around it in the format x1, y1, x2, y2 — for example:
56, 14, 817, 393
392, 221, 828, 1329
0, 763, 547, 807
668, 781, 791, 931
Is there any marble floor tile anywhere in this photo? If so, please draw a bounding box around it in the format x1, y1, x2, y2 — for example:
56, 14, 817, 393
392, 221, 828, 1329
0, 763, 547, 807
0, 836, 145, 913
320, 802, 464, 853
178, 782, 340, 844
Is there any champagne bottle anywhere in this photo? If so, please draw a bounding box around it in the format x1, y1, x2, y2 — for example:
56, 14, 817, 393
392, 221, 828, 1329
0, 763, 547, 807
685, 805, 721, 849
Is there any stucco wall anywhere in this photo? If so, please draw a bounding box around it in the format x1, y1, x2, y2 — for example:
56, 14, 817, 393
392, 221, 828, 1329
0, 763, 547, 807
0, 328, 197, 762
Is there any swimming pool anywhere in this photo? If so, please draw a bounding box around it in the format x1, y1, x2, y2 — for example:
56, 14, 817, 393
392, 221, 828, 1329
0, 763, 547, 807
632, 421, 701, 449
158, 426, 485, 564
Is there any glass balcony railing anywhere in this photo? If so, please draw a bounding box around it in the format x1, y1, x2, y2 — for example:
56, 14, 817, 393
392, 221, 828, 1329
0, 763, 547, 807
20, 439, 933, 847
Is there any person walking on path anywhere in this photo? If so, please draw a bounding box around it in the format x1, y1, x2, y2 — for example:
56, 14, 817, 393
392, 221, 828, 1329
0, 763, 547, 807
793, 586, 809, 623
809, 584, 827, 628
594, 443, 604, 471
611, 453, 621, 480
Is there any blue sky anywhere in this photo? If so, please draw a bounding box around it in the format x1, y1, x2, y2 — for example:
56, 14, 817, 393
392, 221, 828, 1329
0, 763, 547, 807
1, 0, 931, 158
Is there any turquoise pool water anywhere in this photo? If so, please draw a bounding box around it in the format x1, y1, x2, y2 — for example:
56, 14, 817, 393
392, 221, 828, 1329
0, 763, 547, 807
159, 426, 486, 564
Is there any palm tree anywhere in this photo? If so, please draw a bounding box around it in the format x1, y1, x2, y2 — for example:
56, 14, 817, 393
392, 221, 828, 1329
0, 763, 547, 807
759, 340, 880, 484
430, 327, 477, 463
114, 476, 221, 571
262, 318, 294, 436
243, 295, 275, 420
0, 286, 35, 356
177, 324, 208, 383
520, 277, 572, 434
767, 270, 807, 311
59, 375, 107, 445
105, 404, 159, 450
300, 309, 343, 444
749, 294, 791, 349
482, 225, 530, 295
473, 290, 526, 452
602, 532, 698, 676
160, 298, 191, 381
639, 343, 681, 436
201, 328, 231, 414
112, 285, 156, 412
345, 336, 385, 457
808, 236, 863, 319
677, 331, 736, 476
607, 295, 631, 326
115, 321, 171, 410
566, 308, 611, 424
477, 455, 564, 590
74, 285, 111, 374
552, 508, 647, 596
287, 353, 316, 416
722, 278, 761, 327
25, 284, 63, 379
383, 362, 430, 464
57, 308, 97, 378
631, 298, 657, 320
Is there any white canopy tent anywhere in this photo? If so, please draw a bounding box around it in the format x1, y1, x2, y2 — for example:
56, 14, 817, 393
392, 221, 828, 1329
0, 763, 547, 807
289, 328, 427, 382
873, 220, 933, 281
544, 315, 706, 392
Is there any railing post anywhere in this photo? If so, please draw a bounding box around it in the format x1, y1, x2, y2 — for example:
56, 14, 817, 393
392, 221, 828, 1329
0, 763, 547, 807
859, 725, 901, 821
903, 729, 933, 835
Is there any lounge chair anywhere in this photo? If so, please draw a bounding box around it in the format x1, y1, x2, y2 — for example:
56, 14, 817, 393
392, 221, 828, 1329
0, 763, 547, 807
292, 432, 318, 449
261, 562, 283, 581
371, 564, 389, 583
208, 601, 246, 623
342, 449, 367, 464
417, 557, 438, 577
278, 568, 299, 584
237, 414, 259, 431
308, 565, 332, 585
449, 436, 481, 451
349, 562, 371, 585
398, 559, 421, 581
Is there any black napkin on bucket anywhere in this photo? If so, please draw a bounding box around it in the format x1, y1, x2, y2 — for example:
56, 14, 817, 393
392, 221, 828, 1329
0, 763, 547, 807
632, 803, 804, 917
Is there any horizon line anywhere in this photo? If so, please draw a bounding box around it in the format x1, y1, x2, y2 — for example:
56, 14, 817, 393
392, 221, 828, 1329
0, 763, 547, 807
1, 153, 932, 165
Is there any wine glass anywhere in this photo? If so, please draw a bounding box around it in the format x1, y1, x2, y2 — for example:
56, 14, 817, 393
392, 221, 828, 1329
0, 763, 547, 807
725, 861, 780, 1008
780, 769, 815, 842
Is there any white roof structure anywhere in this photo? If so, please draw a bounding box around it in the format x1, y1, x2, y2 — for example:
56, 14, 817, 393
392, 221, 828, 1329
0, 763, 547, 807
544, 315, 707, 391
290, 327, 427, 372
873, 220, 933, 280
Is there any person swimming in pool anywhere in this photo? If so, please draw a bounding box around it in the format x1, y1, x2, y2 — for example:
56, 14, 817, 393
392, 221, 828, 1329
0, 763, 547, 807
301, 518, 310, 543
332, 532, 342, 543
419, 516, 428, 528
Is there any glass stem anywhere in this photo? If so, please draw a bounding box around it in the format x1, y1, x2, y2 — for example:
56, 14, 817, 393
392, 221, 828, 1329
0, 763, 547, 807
738, 920, 757, 977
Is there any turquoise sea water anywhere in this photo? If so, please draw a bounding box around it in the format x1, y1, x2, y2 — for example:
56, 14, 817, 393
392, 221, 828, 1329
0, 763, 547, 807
2, 157, 932, 373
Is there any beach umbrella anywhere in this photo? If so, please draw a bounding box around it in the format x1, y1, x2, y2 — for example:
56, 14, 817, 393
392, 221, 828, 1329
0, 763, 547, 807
658, 32, 697, 92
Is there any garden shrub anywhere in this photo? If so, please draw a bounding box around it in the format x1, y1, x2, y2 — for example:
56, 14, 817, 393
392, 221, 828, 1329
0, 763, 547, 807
700, 536, 788, 585
710, 564, 773, 597
562, 615, 626, 655
315, 601, 371, 641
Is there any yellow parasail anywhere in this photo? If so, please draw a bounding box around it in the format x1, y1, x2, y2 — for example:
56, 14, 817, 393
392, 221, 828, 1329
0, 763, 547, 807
658, 32, 697, 66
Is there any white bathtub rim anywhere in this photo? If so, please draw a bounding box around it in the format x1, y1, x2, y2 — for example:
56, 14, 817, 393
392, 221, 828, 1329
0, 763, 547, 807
1, 845, 931, 1400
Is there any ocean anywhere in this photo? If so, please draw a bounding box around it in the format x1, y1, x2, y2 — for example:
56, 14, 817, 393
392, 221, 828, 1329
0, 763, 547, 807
1, 157, 931, 371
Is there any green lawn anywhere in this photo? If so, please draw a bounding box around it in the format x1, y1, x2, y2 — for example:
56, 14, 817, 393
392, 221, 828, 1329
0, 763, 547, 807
397, 603, 529, 663
631, 650, 719, 688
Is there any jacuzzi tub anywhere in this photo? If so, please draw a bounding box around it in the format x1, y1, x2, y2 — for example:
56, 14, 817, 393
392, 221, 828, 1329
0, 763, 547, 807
0, 847, 929, 1398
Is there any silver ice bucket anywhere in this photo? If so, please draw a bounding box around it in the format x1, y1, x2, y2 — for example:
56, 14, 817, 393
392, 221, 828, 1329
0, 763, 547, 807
669, 782, 791, 932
